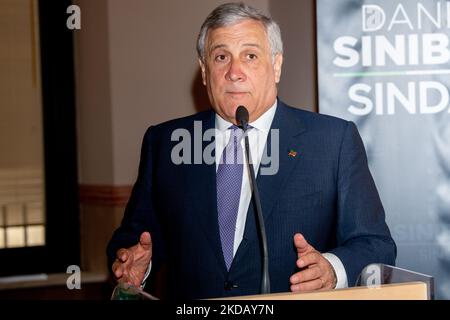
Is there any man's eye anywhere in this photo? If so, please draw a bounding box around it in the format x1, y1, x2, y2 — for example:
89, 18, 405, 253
215, 55, 227, 62
247, 54, 257, 60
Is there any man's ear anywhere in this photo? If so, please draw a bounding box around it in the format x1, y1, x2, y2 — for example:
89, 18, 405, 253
273, 53, 283, 84
198, 58, 207, 86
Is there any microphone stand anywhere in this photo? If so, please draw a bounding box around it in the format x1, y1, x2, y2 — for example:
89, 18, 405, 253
241, 122, 271, 294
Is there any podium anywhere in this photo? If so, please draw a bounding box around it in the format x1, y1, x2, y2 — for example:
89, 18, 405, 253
111, 264, 434, 300
221, 282, 428, 300
219, 264, 434, 300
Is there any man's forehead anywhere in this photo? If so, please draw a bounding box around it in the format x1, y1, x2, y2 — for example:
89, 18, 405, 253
208, 20, 266, 36
206, 20, 269, 50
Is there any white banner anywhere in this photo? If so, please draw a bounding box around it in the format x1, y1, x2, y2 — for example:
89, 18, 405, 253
317, 0, 450, 299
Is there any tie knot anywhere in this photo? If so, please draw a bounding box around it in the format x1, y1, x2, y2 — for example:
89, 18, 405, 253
229, 125, 245, 140
230, 124, 253, 130
229, 125, 253, 137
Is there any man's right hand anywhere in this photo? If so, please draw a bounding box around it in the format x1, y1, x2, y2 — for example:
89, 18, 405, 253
112, 232, 152, 288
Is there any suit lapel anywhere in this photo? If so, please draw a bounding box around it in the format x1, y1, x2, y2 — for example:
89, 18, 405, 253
257, 102, 306, 223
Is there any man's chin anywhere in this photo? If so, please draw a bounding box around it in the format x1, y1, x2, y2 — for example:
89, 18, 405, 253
226, 104, 249, 119
214, 101, 254, 121
226, 99, 253, 110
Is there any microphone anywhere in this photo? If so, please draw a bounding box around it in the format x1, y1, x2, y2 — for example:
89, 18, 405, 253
236, 106, 270, 294
236, 106, 249, 131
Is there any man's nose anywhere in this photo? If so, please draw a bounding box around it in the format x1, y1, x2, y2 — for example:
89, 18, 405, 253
225, 59, 246, 82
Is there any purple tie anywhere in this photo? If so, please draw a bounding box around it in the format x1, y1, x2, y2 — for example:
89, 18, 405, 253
217, 125, 245, 270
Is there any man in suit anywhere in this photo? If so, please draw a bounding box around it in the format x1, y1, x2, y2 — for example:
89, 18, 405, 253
107, 2, 396, 299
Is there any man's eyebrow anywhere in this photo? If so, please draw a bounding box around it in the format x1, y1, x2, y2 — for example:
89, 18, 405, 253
210, 44, 228, 52
242, 43, 262, 49
209, 43, 262, 52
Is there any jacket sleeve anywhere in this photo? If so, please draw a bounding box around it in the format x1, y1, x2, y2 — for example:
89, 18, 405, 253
329, 121, 397, 286
106, 126, 166, 276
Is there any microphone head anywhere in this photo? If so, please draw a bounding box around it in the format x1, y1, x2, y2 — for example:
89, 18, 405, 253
236, 105, 249, 129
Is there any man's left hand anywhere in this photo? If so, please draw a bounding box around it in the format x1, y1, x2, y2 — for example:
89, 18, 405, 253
290, 233, 337, 292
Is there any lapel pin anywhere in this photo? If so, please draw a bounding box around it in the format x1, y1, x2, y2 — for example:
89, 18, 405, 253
288, 149, 297, 158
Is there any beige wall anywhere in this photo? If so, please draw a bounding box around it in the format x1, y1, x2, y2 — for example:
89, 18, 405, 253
74, 0, 113, 186
270, 0, 317, 111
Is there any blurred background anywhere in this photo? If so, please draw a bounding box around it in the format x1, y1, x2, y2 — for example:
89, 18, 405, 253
0, 0, 316, 299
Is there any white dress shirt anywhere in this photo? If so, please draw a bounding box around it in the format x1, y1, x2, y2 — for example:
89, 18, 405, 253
214, 101, 278, 257
143, 100, 348, 289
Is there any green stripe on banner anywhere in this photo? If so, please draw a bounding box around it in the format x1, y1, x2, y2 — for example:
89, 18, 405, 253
333, 69, 450, 78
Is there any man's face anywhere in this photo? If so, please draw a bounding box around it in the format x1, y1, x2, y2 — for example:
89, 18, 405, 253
199, 19, 283, 124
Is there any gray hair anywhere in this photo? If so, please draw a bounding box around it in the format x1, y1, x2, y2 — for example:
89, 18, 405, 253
197, 2, 283, 63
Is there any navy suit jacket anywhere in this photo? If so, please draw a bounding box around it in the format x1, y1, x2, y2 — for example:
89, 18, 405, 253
107, 100, 396, 299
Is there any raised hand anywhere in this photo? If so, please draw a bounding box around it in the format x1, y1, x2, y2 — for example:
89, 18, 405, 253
112, 232, 152, 288
290, 233, 337, 292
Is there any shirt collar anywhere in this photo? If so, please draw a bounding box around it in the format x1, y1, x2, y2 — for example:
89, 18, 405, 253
215, 100, 277, 133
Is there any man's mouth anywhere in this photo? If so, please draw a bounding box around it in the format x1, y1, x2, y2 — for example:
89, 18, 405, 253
226, 92, 248, 97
